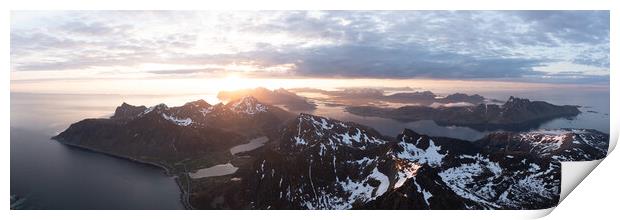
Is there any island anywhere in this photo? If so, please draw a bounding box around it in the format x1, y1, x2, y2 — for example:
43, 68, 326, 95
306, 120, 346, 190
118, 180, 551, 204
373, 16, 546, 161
345, 96, 580, 131
53, 96, 607, 210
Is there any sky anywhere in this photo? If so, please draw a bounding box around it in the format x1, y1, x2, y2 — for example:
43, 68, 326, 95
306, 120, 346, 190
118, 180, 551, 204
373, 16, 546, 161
10, 11, 610, 94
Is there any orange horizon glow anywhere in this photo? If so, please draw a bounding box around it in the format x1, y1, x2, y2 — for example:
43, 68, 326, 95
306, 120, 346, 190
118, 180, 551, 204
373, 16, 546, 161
10, 74, 609, 97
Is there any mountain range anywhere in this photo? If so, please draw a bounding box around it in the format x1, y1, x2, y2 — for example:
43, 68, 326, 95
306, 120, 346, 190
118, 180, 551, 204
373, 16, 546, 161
345, 96, 581, 131
218, 87, 316, 111
288, 88, 487, 106
54, 96, 293, 172
53, 96, 608, 209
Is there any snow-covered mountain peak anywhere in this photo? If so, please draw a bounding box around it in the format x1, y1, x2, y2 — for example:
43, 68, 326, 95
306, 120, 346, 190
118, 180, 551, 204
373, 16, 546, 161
286, 113, 386, 151
298, 113, 338, 130
141, 103, 169, 115
139, 103, 194, 126
228, 96, 268, 114
394, 129, 445, 167
518, 129, 571, 155
517, 129, 608, 157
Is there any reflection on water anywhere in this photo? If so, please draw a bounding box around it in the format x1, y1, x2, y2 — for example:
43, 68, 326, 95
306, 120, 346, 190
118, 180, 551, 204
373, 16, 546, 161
10, 128, 184, 209
189, 163, 238, 179
10, 84, 609, 209
10, 93, 220, 136
302, 102, 489, 141
295, 87, 610, 141
10, 93, 194, 209
191, 136, 268, 179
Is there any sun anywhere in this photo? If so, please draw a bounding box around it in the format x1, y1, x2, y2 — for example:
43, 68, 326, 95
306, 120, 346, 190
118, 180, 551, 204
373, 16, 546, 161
225, 74, 241, 83
219, 73, 251, 91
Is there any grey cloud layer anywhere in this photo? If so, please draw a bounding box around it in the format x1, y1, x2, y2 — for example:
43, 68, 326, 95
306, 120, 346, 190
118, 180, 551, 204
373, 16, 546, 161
10, 11, 609, 83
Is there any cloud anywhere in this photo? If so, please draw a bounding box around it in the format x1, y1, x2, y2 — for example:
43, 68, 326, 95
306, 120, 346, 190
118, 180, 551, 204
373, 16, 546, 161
285, 44, 547, 79
514, 11, 609, 44
147, 68, 221, 75
60, 21, 133, 36
10, 11, 609, 84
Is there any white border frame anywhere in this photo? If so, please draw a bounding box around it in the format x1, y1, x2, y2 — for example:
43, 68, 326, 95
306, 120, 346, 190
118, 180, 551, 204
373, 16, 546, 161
3, 1, 617, 219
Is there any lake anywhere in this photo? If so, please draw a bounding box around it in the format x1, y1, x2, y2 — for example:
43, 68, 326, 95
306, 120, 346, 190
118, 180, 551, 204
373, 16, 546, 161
230, 136, 269, 155
189, 163, 239, 179
10, 85, 609, 209
189, 136, 269, 179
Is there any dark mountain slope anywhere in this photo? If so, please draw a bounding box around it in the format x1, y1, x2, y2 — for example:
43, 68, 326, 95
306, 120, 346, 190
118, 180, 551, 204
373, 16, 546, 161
346, 96, 580, 131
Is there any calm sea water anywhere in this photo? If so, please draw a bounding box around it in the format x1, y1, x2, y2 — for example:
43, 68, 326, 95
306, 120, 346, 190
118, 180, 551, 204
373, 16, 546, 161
10, 93, 190, 210
10, 86, 609, 209
303, 88, 610, 141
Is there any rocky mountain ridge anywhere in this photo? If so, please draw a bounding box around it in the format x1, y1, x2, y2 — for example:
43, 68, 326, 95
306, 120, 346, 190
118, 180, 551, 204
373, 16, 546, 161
53, 96, 608, 210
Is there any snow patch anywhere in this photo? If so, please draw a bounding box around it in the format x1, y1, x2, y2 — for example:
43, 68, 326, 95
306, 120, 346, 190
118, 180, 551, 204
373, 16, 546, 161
396, 137, 445, 167
161, 113, 192, 126
438, 154, 503, 209
519, 129, 571, 155
394, 161, 421, 189
141, 103, 168, 115
430, 102, 475, 108
231, 96, 267, 114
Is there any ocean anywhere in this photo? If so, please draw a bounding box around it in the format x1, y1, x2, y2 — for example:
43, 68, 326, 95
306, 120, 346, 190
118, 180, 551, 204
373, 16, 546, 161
10, 85, 609, 209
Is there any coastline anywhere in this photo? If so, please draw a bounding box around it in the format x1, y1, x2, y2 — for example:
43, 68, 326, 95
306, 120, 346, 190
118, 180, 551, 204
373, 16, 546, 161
175, 174, 195, 209
51, 138, 193, 210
